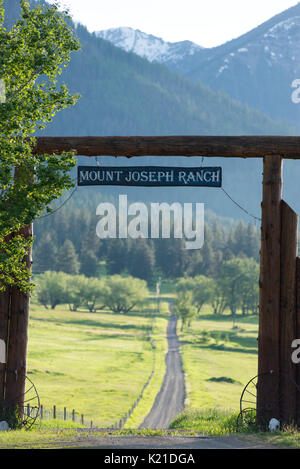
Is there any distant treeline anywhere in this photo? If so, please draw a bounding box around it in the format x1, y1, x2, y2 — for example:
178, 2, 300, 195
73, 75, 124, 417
33, 204, 260, 283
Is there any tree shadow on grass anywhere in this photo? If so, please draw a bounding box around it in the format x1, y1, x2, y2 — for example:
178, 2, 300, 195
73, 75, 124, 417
225, 332, 258, 352
82, 332, 151, 342
198, 313, 259, 326
193, 343, 257, 355
181, 329, 258, 355
125, 308, 170, 321
32, 316, 151, 333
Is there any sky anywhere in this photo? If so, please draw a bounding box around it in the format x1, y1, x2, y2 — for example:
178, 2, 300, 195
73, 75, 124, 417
47, 0, 299, 48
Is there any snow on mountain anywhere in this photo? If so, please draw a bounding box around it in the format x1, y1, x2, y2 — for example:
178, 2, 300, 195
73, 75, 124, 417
95, 4, 300, 125
96, 27, 204, 64
95, 9, 300, 84
214, 15, 300, 78
166, 3, 300, 125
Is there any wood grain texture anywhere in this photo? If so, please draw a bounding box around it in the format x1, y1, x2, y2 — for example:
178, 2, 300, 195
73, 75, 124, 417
4, 224, 33, 414
279, 201, 298, 424
33, 136, 300, 158
257, 155, 282, 424
296, 258, 300, 425
0, 288, 10, 406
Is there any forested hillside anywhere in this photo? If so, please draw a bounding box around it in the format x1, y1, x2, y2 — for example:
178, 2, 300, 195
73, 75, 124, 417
3, 0, 298, 221
44, 25, 293, 138
5, 0, 290, 137
33, 202, 260, 283
102, 5, 300, 128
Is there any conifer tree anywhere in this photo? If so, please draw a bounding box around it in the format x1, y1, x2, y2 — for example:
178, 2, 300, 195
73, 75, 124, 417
56, 240, 80, 275
33, 234, 57, 273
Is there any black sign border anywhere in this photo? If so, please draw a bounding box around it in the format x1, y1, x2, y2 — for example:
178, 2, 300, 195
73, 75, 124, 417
77, 165, 222, 188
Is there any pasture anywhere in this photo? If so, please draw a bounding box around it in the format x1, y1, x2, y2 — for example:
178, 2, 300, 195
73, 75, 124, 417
26, 301, 169, 428
171, 308, 258, 433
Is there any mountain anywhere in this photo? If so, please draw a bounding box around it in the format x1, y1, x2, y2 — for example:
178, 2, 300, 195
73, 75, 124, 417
2, 0, 298, 222
96, 27, 204, 65
46, 26, 291, 138
97, 4, 300, 127
3, 1, 288, 138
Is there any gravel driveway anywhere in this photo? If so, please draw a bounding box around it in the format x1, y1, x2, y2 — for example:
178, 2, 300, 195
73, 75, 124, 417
140, 314, 185, 429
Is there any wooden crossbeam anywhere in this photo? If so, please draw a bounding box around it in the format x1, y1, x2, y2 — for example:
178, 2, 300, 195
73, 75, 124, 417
13, 133, 300, 427
33, 136, 300, 158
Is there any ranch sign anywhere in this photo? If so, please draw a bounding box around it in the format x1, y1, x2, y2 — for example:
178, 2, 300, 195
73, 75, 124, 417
77, 165, 222, 187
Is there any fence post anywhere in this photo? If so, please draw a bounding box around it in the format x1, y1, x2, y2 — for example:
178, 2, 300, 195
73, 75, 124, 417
40, 405, 43, 420
81, 414, 84, 426
53, 405, 56, 420
72, 409, 75, 422
64, 407, 67, 421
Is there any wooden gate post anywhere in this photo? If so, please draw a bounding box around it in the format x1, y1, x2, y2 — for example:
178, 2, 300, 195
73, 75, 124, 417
296, 259, 300, 424
4, 224, 33, 416
0, 289, 10, 409
2, 166, 34, 416
257, 155, 282, 425
280, 201, 298, 424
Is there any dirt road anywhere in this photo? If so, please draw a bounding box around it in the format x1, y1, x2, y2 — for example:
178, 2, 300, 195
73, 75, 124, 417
140, 314, 185, 429
74, 434, 278, 449
2, 313, 279, 449
0, 434, 279, 449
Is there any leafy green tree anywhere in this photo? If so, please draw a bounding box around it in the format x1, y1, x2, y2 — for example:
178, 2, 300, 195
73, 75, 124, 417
63, 274, 86, 311
0, 0, 81, 291
217, 259, 244, 316
103, 275, 149, 313
210, 282, 227, 315
62, 274, 106, 312
238, 258, 259, 315
56, 239, 80, 275
173, 291, 197, 331
176, 275, 215, 313
36, 270, 67, 309
217, 258, 259, 316
80, 277, 108, 312
176, 277, 198, 295
192, 276, 216, 313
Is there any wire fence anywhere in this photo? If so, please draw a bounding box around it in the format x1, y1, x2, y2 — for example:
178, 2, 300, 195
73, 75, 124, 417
26, 319, 158, 430
37, 404, 94, 428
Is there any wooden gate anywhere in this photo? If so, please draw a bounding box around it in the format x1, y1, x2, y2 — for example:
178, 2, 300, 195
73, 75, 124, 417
2, 136, 300, 426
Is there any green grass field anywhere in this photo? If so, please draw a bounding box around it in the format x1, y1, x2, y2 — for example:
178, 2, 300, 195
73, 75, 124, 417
170, 306, 259, 433
27, 298, 258, 432
27, 300, 169, 428
2, 297, 300, 447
